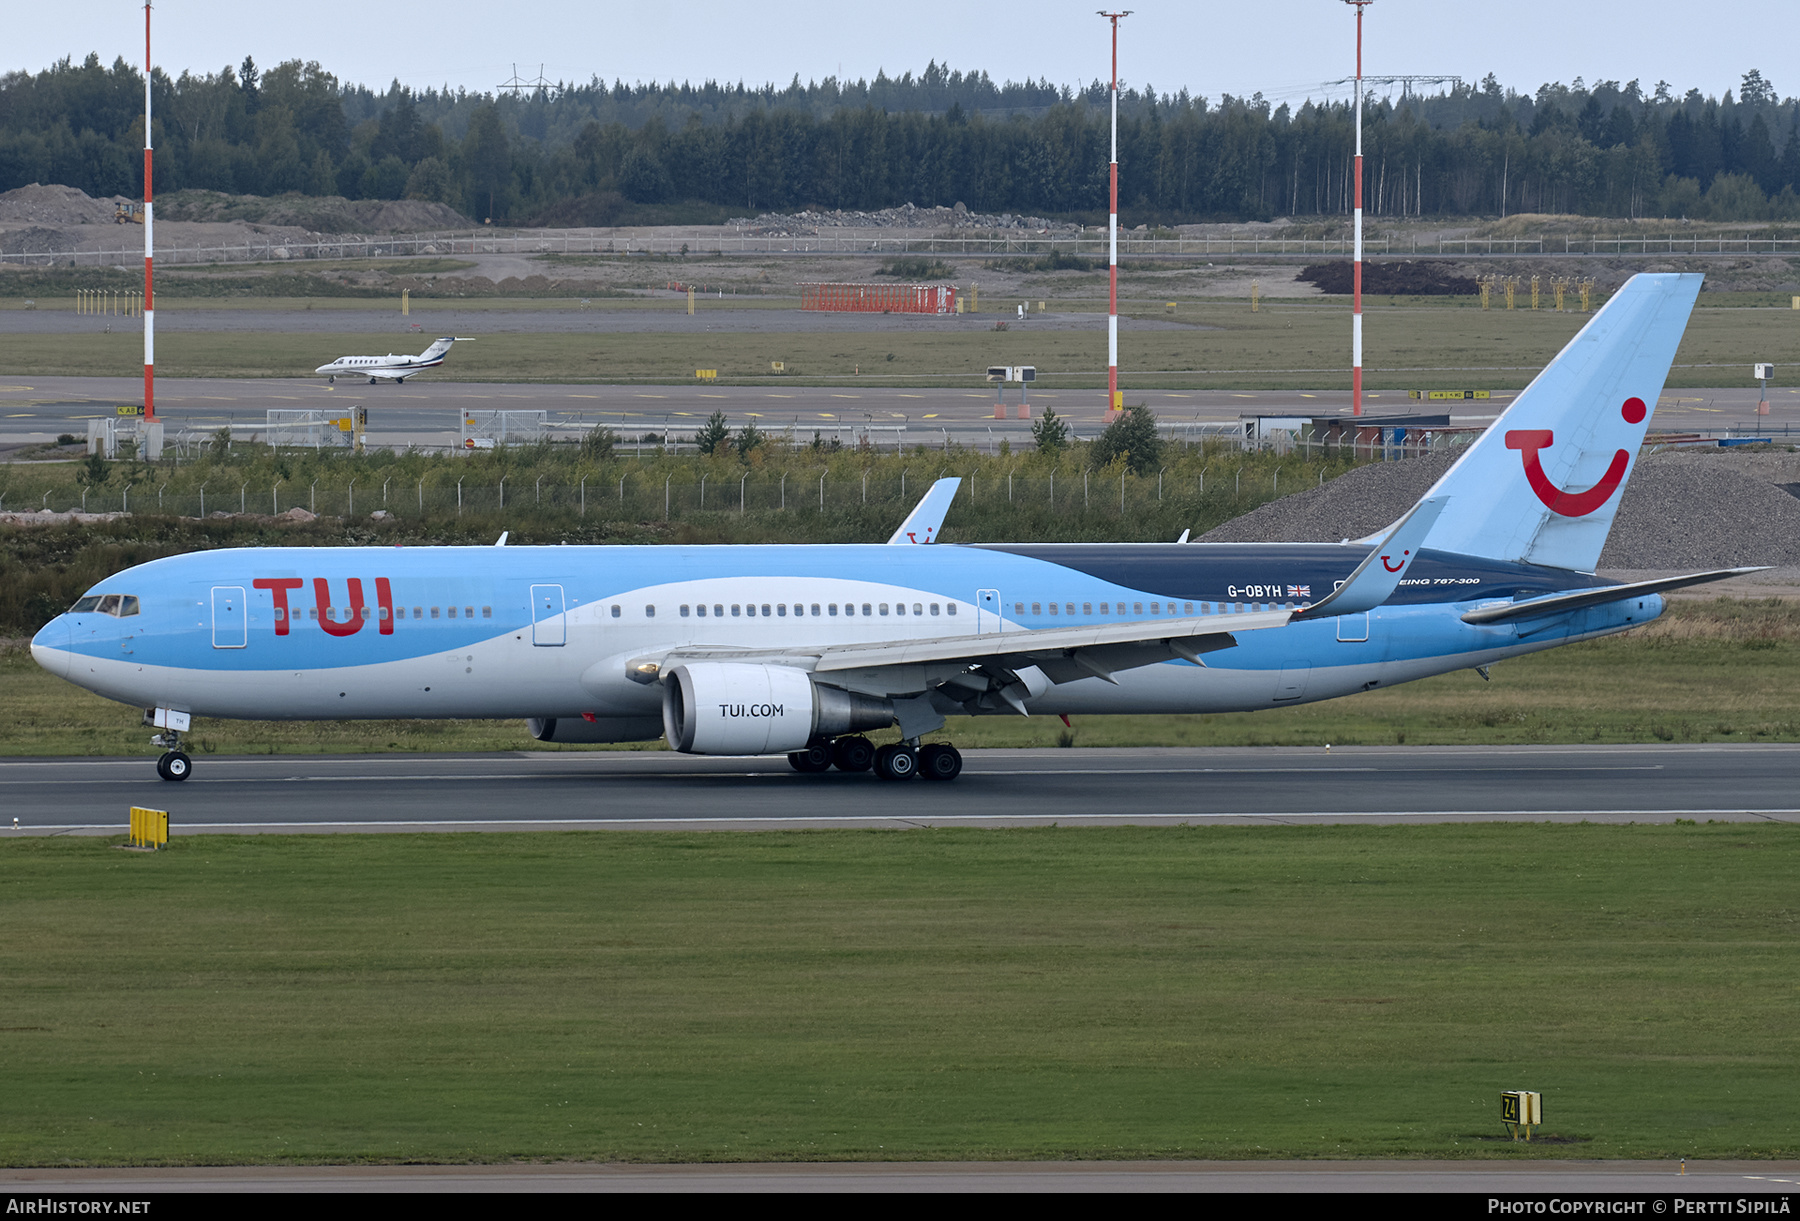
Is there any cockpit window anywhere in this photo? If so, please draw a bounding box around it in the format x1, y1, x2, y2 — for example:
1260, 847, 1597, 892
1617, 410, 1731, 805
69, 594, 139, 617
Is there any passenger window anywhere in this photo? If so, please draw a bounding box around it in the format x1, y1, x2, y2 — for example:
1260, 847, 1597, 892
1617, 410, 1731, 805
732, 604, 742, 617
714, 605, 724, 617
1048, 603, 1058, 616
1151, 602, 1161, 614
1066, 603, 1075, 616
895, 603, 905, 616
483, 607, 492, 618
610, 605, 620, 618
777, 604, 787, 617
879, 603, 890, 616
120, 596, 139, 616
1184, 602, 1194, 614
947, 603, 956, 615
1083, 603, 1092, 615
930, 603, 940, 616
448, 606, 458, 619
761, 604, 771, 617
274, 607, 286, 621
1014, 602, 1025, 615
360, 606, 371, 620
431, 607, 440, 619
811, 604, 821, 616
1099, 602, 1109, 614
830, 604, 839, 616
378, 607, 389, 620
695, 604, 706, 617
912, 603, 922, 615
412, 607, 421, 619
645, 605, 655, 618
465, 607, 474, 619
680, 605, 691, 618
861, 603, 872, 616
1133, 603, 1143, 615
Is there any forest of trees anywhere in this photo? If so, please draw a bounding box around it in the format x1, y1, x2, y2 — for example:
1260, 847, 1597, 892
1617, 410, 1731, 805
2, 55, 1797, 225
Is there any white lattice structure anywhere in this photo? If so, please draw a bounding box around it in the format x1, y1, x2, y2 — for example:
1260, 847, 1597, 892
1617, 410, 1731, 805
459, 410, 546, 450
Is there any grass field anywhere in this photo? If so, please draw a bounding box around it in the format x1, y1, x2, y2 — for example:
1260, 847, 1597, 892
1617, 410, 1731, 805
4, 600, 1796, 756
0, 300, 1791, 390
1, 823, 1795, 1165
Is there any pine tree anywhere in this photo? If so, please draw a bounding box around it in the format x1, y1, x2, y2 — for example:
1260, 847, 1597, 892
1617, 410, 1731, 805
695, 410, 730, 456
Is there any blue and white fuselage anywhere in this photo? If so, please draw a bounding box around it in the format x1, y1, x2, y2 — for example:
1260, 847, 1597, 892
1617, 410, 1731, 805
31, 274, 1746, 781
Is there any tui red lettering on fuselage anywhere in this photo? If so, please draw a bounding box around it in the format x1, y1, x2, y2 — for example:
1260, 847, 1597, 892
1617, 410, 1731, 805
254, 577, 394, 636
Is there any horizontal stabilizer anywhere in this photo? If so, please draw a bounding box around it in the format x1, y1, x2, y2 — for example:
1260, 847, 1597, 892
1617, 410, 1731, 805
887, 477, 961, 544
1293, 497, 1446, 620
1460, 567, 1765, 625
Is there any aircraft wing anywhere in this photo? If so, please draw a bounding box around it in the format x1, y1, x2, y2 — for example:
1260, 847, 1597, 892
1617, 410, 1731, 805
638, 607, 1293, 697
887, 478, 961, 544
1460, 567, 1764, 625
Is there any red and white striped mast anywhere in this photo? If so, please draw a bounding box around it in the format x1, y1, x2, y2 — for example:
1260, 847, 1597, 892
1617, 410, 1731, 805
1345, 0, 1371, 417
1100, 10, 1129, 416
142, 0, 155, 424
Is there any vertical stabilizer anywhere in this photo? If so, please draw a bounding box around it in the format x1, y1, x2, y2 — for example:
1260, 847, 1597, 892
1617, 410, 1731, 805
1412, 272, 1701, 573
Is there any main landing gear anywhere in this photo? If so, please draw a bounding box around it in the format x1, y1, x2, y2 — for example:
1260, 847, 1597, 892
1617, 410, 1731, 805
152, 728, 192, 782
786, 736, 963, 782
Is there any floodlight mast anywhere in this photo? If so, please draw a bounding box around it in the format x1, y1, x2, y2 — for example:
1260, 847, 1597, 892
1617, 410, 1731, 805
1345, 0, 1371, 417
143, 1, 155, 423
1100, 11, 1130, 415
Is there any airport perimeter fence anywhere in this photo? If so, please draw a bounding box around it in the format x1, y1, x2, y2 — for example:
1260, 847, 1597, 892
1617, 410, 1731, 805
4, 461, 1357, 527
11, 229, 1800, 268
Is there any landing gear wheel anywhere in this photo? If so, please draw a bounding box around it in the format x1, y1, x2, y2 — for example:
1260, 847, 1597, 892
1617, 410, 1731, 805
919, 743, 963, 782
831, 735, 875, 773
787, 744, 833, 773
159, 750, 192, 782
873, 743, 918, 781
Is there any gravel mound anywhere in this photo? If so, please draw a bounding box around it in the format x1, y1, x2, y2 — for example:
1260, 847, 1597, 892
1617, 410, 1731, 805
0, 183, 127, 226
727, 201, 1082, 237
0, 226, 79, 255
1199, 453, 1458, 544
1200, 448, 1800, 568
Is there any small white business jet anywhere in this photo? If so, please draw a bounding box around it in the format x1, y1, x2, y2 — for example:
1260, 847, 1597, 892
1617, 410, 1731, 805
315, 337, 471, 384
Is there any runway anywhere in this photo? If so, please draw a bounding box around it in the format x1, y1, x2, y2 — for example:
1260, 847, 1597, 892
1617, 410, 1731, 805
6, 745, 1797, 835
3, 1158, 1796, 1194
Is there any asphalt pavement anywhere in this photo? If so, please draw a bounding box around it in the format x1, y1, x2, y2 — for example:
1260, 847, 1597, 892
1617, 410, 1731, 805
6, 744, 1797, 835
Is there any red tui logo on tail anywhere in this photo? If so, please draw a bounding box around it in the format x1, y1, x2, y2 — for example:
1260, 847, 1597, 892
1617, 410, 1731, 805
1505, 397, 1645, 518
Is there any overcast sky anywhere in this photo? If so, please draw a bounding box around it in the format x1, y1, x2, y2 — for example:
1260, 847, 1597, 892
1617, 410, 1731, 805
12, 1, 1790, 106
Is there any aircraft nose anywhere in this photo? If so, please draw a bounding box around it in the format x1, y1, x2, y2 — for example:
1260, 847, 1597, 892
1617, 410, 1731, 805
30, 616, 71, 679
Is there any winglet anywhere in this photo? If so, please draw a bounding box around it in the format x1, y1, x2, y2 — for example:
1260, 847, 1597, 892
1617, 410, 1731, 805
887, 477, 962, 544
1293, 496, 1447, 620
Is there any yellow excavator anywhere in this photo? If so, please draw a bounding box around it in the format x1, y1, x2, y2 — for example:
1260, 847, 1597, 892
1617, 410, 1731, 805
114, 202, 144, 224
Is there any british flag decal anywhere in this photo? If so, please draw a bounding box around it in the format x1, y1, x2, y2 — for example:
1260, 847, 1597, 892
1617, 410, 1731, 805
1287, 584, 1312, 599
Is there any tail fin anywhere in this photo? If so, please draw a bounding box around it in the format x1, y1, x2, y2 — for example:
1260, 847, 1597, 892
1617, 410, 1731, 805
887, 477, 961, 544
1413, 272, 1701, 573
420, 336, 465, 359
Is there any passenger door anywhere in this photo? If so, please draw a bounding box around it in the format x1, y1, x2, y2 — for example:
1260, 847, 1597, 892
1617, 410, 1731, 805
212, 586, 247, 649
530, 584, 566, 647
976, 589, 1002, 635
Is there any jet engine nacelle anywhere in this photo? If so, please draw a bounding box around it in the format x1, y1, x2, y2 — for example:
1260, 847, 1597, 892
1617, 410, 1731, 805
526, 715, 665, 744
661, 663, 892, 755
